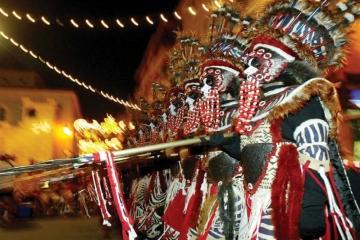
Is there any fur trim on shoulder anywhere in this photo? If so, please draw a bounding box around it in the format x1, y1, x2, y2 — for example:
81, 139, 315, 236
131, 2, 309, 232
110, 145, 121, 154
267, 78, 342, 139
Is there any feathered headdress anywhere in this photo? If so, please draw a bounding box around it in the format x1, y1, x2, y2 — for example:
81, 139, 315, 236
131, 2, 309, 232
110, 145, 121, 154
201, 4, 249, 72
168, 32, 206, 87
245, 0, 360, 71
152, 82, 167, 102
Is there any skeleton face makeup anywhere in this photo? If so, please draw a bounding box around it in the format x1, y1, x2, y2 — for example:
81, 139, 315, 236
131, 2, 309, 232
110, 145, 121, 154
185, 97, 196, 111
198, 65, 241, 132
169, 103, 177, 116
183, 79, 202, 135
184, 80, 201, 110
243, 45, 294, 82
200, 68, 223, 99
236, 44, 295, 134
166, 88, 187, 137
161, 112, 167, 122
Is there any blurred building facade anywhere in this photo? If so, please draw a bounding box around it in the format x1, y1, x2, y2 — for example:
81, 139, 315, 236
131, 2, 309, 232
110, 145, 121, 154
0, 69, 82, 166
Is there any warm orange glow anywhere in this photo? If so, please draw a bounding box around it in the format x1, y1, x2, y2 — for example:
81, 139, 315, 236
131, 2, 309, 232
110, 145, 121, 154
0, 32, 9, 39
63, 126, 73, 136
188, 6, 197, 16
0, 8, 8, 17
119, 120, 127, 130
100, 19, 109, 29
70, 19, 79, 28
214, 0, 222, 8
12, 11, 22, 20
26, 13, 36, 23
128, 121, 135, 130
74, 116, 127, 154
31, 121, 52, 134
160, 13, 168, 23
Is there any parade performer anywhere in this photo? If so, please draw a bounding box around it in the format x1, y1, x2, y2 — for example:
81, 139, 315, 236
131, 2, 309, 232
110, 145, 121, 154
234, 0, 360, 239
134, 97, 152, 146
185, 6, 247, 240
150, 82, 168, 143
164, 86, 187, 140
168, 34, 207, 136
159, 34, 206, 239
197, 5, 246, 133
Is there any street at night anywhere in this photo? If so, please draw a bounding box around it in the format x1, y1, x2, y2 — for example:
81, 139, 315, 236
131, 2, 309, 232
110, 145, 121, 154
1, 0, 360, 239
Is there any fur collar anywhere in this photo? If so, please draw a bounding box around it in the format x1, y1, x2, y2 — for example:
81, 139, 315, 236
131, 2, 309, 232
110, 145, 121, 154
267, 78, 342, 139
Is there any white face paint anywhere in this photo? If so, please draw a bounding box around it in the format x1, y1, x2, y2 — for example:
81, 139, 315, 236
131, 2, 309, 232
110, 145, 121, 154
149, 122, 155, 130
200, 83, 212, 99
169, 103, 176, 116
161, 113, 167, 122
244, 62, 258, 77
186, 96, 195, 111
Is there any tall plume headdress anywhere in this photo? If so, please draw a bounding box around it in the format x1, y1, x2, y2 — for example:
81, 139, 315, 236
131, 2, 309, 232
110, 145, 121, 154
203, 4, 249, 71
168, 32, 206, 86
245, 0, 360, 71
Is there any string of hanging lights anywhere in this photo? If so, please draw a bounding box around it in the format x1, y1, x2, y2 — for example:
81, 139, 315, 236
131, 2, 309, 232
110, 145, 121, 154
0, 8, 183, 30
0, 30, 141, 111
0, 2, 220, 30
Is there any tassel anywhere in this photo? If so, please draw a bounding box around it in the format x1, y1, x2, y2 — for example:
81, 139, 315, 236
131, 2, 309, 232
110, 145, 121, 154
93, 152, 137, 240
102, 176, 112, 205
198, 194, 218, 240
271, 144, 303, 240
78, 189, 91, 218
319, 167, 353, 240
183, 169, 198, 214
91, 170, 112, 226
200, 173, 208, 207
179, 168, 206, 240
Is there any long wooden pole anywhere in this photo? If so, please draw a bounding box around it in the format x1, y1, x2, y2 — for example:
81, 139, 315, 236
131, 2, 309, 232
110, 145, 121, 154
0, 133, 235, 176
84, 132, 234, 160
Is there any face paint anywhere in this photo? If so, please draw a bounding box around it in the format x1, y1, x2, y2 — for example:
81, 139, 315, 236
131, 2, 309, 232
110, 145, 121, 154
198, 65, 240, 132
236, 45, 291, 134
183, 79, 202, 135
166, 88, 187, 137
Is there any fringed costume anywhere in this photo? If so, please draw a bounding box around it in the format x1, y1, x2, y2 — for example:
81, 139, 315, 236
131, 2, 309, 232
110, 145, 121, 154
234, 0, 360, 239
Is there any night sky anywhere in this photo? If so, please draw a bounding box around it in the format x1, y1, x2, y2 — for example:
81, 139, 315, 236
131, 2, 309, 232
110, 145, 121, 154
0, 0, 179, 120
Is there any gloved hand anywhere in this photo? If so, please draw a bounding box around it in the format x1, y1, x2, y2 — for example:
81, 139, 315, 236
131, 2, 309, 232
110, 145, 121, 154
200, 132, 240, 161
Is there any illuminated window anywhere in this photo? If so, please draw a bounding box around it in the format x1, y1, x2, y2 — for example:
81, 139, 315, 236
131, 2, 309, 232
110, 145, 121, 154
27, 108, 36, 117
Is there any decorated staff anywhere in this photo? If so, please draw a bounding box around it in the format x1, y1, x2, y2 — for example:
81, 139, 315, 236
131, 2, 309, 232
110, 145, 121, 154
233, 0, 360, 239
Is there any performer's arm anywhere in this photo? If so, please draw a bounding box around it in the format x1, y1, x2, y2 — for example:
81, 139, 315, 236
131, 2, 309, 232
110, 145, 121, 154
282, 97, 329, 239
